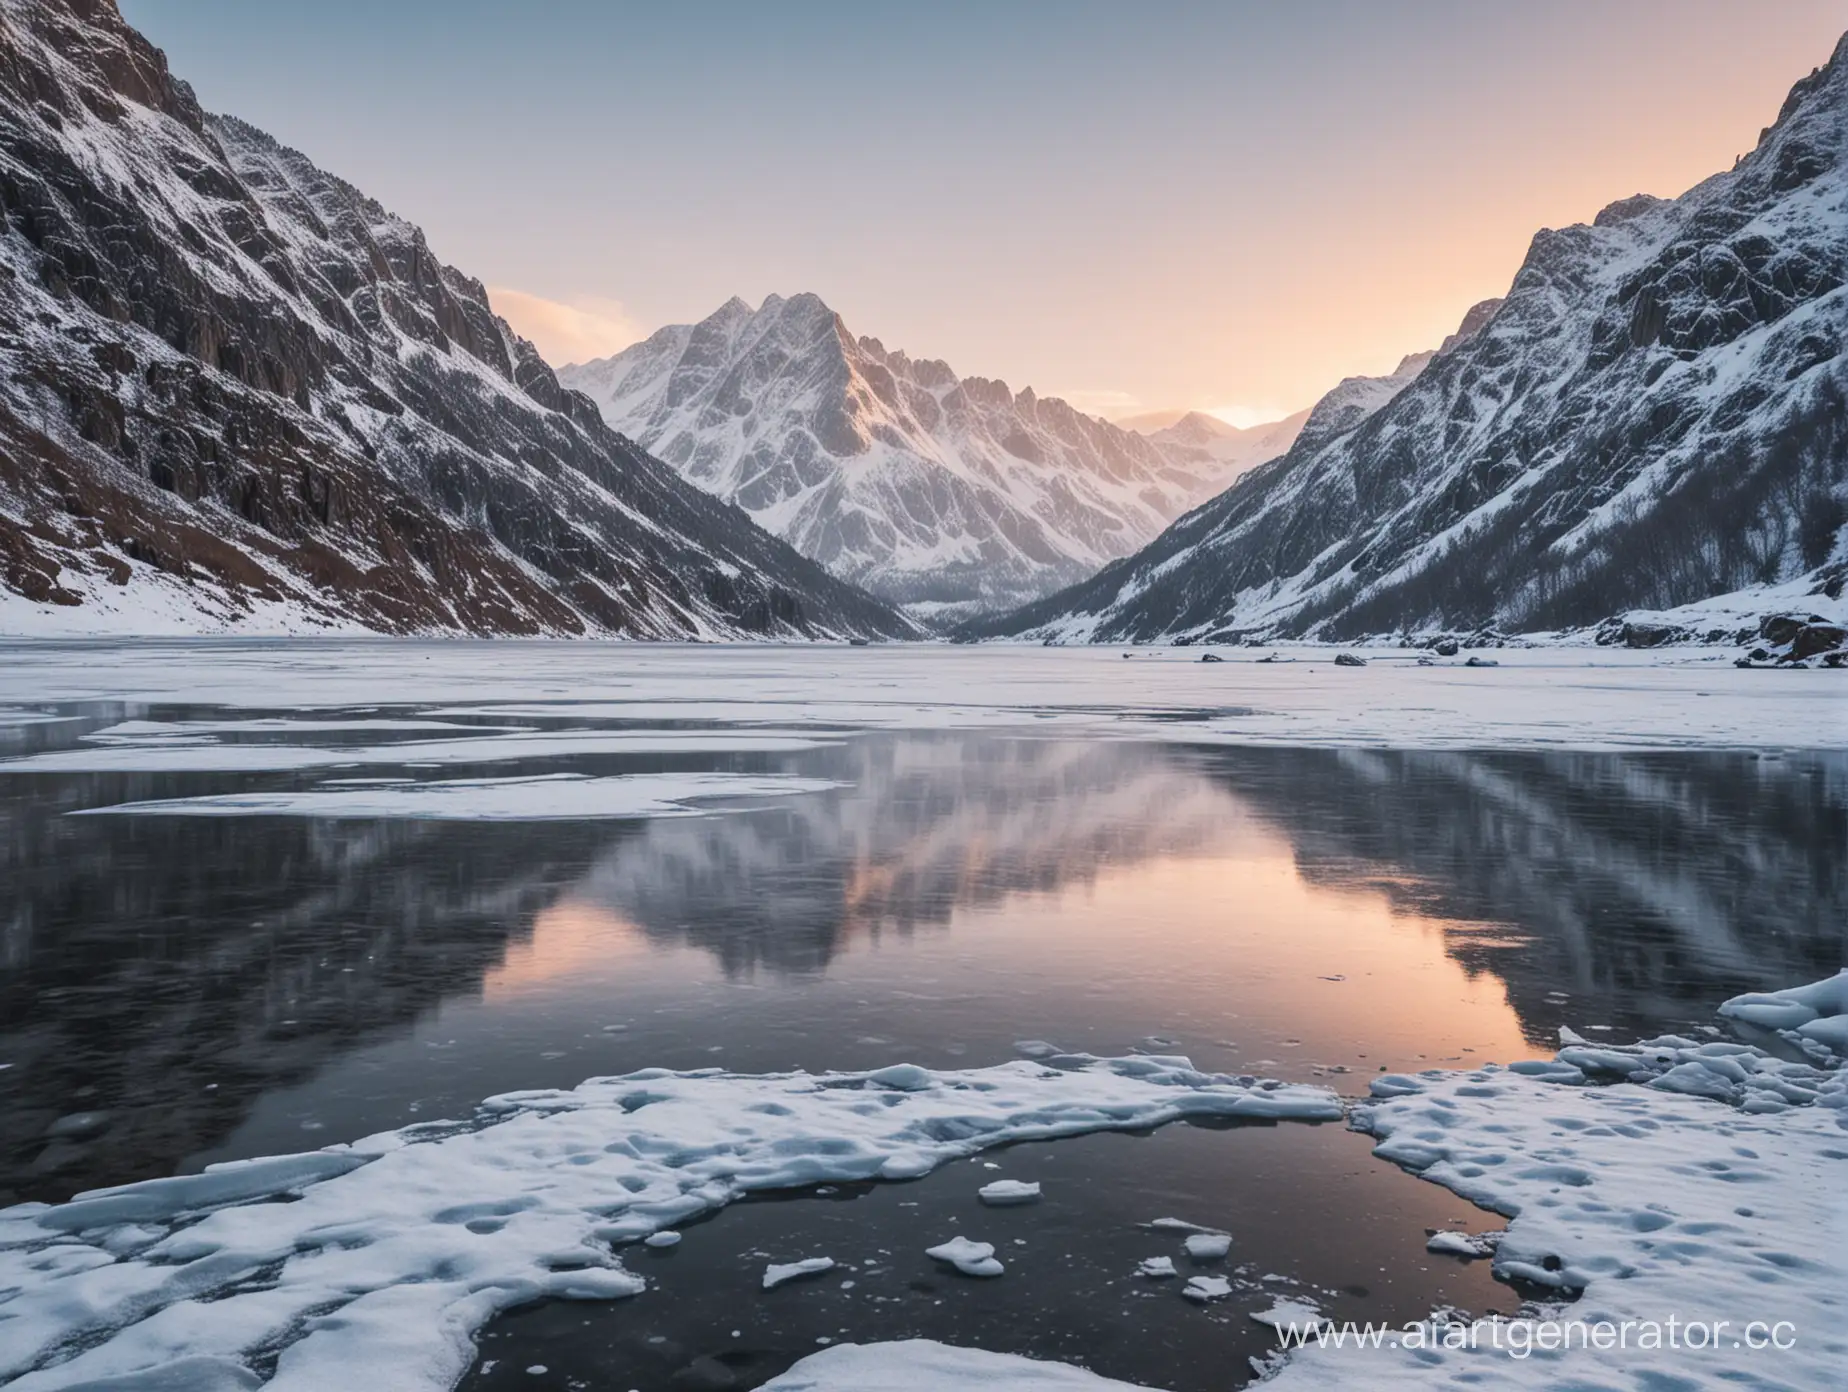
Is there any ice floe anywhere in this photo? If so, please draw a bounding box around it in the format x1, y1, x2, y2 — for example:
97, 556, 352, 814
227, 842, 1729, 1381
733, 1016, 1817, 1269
2, 726, 834, 774
1144, 1216, 1222, 1235
0, 1055, 1336, 1389
73, 772, 844, 821
759, 1339, 1149, 1390
1136, 1256, 1176, 1279
1249, 1296, 1329, 1332
1423, 1230, 1497, 1258
926, 1236, 1005, 1278
976, 1179, 1041, 1206
1717, 968, 1848, 1056
1182, 1232, 1231, 1261
1181, 1275, 1231, 1302
763, 1257, 835, 1290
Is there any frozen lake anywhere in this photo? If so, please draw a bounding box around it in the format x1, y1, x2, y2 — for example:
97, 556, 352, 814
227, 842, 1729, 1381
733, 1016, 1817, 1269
0, 642, 1841, 1391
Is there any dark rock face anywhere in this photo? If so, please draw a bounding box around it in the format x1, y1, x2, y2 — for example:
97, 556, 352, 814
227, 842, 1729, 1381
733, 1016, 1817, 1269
964, 35, 1847, 644
1791, 622, 1846, 658
1619, 621, 1684, 649
0, 0, 914, 639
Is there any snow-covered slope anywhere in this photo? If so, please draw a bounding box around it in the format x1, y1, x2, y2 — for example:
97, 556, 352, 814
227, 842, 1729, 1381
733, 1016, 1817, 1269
1136, 407, 1309, 485
561, 295, 1246, 622
0, 0, 914, 640
967, 37, 1847, 645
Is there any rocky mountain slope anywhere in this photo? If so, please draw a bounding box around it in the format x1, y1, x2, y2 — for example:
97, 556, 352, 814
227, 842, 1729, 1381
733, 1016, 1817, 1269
0, 0, 913, 639
1134, 407, 1309, 486
561, 294, 1253, 622
965, 36, 1847, 645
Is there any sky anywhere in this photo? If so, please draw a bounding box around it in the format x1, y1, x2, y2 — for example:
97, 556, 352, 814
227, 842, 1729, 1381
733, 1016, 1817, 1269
121, 1, 1845, 426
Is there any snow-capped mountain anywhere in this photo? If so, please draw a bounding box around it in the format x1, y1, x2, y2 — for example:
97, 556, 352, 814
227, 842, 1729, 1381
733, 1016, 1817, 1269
0, 0, 914, 640
561, 295, 1248, 622
1134, 408, 1309, 485
967, 36, 1847, 645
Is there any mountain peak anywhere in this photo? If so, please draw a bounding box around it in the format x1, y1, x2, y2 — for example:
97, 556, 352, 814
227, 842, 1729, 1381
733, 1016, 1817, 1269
559, 296, 1261, 622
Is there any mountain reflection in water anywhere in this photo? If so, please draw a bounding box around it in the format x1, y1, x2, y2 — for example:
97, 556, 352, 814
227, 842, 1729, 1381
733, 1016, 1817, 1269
0, 730, 1840, 1203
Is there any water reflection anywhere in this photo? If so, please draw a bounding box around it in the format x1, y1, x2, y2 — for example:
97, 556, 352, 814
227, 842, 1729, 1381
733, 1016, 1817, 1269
1211, 748, 1846, 1043
569, 736, 1244, 975
0, 728, 1841, 1206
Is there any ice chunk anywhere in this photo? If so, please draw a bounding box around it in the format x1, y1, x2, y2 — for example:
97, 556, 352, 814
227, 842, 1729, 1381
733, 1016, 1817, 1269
925, 1236, 1004, 1277
760, 1340, 1148, 1389
1182, 1275, 1232, 1302
863, 1064, 935, 1092
1249, 1296, 1328, 1331
1719, 969, 1848, 1043
976, 1180, 1041, 1206
643, 1230, 681, 1248
1145, 1216, 1221, 1234
76, 772, 843, 822
763, 1257, 835, 1289
1424, 1230, 1496, 1258
1137, 1256, 1177, 1278
1183, 1232, 1231, 1260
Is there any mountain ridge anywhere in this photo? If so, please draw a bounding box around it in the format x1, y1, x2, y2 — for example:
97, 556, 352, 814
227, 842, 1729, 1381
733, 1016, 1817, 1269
961, 36, 1847, 646
0, 0, 915, 639
561, 294, 1281, 623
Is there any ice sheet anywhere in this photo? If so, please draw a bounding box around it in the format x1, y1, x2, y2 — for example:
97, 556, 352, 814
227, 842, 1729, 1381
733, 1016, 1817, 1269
0, 1055, 1338, 1390
0, 642, 1832, 752
2, 726, 835, 774
73, 772, 845, 821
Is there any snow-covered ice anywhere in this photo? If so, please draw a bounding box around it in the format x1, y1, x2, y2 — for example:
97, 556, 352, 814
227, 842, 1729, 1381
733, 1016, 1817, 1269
1181, 1232, 1231, 1261
72, 772, 844, 822
926, 1236, 1005, 1278
1181, 1275, 1231, 1302
0, 642, 1834, 754
977, 1179, 1041, 1206
1136, 1256, 1177, 1279
763, 1257, 836, 1290
0, 1055, 1335, 1389
1144, 1217, 1222, 1235
1423, 1231, 1496, 1258
3, 725, 833, 774
759, 1339, 1150, 1390
1717, 969, 1848, 1055
1249, 1296, 1329, 1332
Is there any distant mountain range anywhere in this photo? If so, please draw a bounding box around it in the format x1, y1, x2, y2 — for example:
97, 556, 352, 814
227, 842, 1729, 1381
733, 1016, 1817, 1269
0, 0, 913, 639
965, 36, 1846, 645
562, 296, 1285, 622
1131, 409, 1310, 485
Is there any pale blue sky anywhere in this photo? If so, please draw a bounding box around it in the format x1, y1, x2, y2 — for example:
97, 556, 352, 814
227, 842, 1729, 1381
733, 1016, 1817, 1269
121, 1, 1845, 421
